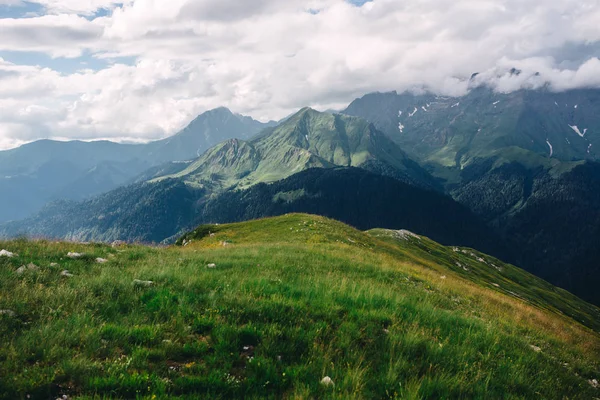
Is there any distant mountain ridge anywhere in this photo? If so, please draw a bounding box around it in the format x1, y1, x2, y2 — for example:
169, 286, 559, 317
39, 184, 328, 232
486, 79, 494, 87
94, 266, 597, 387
343, 87, 599, 172
0, 107, 274, 222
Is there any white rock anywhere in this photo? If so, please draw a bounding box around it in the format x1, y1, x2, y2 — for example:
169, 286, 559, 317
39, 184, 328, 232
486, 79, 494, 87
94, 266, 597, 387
61, 270, 74, 278
588, 379, 598, 388
96, 258, 108, 264
67, 252, 83, 259
111, 240, 126, 248
16, 263, 39, 274
440, 276, 447, 280
50, 263, 58, 267
394, 230, 420, 240
320, 376, 335, 387
133, 279, 154, 287
0, 250, 15, 257
207, 263, 216, 269
0, 309, 16, 317
530, 345, 542, 353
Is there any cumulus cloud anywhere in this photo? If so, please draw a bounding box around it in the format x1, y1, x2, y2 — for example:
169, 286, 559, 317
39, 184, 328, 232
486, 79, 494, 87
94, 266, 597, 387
0, 0, 599, 149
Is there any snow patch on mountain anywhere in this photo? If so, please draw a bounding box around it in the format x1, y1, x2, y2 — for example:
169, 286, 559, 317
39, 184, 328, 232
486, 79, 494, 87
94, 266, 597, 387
588, 144, 593, 154
451, 102, 460, 108
546, 140, 553, 157
493, 101, 500, 105
398, 123, 405, 133
569, 125, 587, 137
409, 107, 418, 117
421, 106, 428, 112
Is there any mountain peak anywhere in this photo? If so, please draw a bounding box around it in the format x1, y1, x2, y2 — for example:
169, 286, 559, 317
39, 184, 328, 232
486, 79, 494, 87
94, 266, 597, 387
192, 106, 234, 122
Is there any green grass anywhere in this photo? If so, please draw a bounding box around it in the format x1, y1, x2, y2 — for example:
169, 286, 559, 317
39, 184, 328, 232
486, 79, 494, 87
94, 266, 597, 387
1, 214, 599, 399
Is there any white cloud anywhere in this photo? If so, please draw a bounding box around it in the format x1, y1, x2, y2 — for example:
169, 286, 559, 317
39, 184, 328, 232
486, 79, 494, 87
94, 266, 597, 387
0, 0, 599, 149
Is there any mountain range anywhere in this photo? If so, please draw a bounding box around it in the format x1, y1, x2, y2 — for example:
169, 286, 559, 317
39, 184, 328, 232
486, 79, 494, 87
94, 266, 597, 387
0, 107, 275, 222
1, 86, 600, 306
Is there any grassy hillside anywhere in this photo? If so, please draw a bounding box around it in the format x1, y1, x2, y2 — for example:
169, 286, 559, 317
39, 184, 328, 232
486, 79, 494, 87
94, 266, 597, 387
1, 214, 599, 399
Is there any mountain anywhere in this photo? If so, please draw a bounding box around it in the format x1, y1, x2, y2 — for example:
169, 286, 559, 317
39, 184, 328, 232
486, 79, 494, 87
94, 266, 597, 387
344, 87, 599, 173
0, 168, 507, 259
343, 88, 600, 305
154, 107, 439, 191
462, 161, 600, 305
0, 214, 598, 398
0, 140, 151, 222
0, 108, 273, 223
140, 107, 277, 164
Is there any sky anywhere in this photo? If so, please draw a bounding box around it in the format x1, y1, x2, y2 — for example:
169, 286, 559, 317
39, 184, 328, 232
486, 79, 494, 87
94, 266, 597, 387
0, 0, 599, 149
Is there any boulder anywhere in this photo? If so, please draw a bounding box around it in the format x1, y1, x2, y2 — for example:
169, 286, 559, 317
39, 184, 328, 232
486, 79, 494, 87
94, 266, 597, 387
67, 252, 83, 259
61, 270, 74, 278
96, 258, 109, 264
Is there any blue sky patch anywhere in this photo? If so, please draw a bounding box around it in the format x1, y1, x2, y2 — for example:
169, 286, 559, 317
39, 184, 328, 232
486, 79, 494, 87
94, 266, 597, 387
0, 1, 44, 18
347, 0, 373, 6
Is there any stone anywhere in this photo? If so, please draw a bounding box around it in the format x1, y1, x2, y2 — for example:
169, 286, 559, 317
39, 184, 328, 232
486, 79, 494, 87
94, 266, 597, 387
67, 252, 83, 259
133, 279, 154, 287
16, 263, 39, 274
530, 345, 542, 353
320, 376, 334, 387
111, 240, 126, 248
0, 309, 16, 317
0, 250, 15, 257
96, 258, 108, 264
207, 263, 216, 269
61, 270, 74, 278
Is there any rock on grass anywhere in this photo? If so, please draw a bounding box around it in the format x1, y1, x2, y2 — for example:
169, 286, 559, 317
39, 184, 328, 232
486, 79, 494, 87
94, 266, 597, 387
320, 376, 334, 387
0, 310, 16, 317
0, 250, 15, 257
16, 263, 39, 274
133, 279, 154, 287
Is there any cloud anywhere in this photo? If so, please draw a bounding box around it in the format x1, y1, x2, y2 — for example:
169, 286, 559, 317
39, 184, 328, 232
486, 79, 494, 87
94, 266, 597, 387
0, 14, 102, 57
0, 0, 599, 149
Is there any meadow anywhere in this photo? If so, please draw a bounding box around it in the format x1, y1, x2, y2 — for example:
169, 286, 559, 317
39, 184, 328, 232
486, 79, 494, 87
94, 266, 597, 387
0, 214, 599, 399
